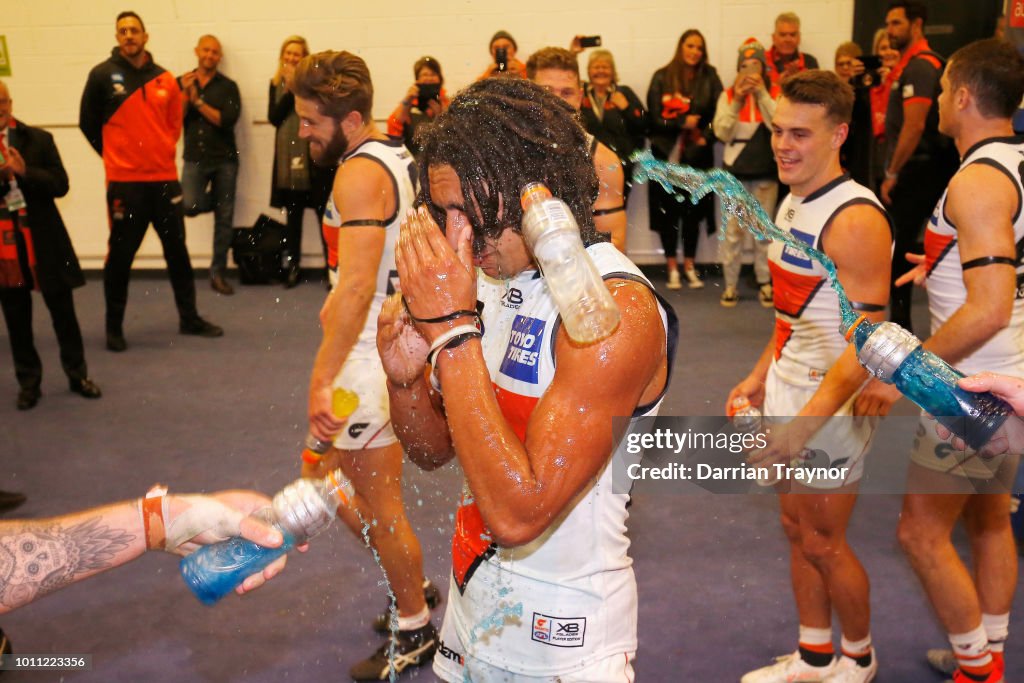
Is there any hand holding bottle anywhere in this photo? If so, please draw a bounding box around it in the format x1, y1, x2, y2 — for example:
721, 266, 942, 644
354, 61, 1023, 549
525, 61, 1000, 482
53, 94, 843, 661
932, 373, 1024, 457
180, 470, 353, 605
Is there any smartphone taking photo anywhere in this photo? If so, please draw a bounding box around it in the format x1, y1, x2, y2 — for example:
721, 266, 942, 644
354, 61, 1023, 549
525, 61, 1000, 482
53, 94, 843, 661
417, 83, 441, 108
579, 35, 602, 48
495, 46, 508, 73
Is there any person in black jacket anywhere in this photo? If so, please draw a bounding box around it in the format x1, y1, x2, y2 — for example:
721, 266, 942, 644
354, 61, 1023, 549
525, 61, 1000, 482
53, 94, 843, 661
580, 49, 647, 201
0, 81, 101, 410
268, 35, 333, 288
647, 29, 723, 290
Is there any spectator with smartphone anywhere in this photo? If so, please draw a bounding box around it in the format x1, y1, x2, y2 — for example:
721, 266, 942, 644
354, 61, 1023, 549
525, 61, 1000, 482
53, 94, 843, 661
713, 38, 779, 309
387, 56, 449, 158
834, 41, 875, 187
477, 30, 526, 80
869, 28, 901, 190
580, 49, 647, 200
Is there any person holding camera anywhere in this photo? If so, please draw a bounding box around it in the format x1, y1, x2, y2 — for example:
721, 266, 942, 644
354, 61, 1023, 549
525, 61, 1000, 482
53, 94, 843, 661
834, 41, 876, 187
477, 30, 526, 80
386, 56, 449, 158
712, 38, 779, 309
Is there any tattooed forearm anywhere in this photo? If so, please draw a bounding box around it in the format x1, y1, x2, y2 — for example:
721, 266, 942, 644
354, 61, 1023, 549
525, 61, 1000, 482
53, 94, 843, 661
0, 503, 144, 613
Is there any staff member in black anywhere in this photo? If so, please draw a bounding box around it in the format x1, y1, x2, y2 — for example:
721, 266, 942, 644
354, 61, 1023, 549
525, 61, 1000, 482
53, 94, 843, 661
0, 80, 101, 410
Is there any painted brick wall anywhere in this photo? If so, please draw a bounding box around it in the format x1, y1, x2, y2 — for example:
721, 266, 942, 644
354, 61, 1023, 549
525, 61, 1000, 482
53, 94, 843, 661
4, 0, 853, 267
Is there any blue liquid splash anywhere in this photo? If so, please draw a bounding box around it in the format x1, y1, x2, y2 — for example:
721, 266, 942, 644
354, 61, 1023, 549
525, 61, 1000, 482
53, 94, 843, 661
632, 150, 860, 332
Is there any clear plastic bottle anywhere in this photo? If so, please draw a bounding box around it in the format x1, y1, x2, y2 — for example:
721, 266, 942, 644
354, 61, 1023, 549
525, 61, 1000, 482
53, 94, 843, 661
520, 183, 620, 344
180, 469, 354, 605
846, 316, 1013, 450
728, 397, 775, 486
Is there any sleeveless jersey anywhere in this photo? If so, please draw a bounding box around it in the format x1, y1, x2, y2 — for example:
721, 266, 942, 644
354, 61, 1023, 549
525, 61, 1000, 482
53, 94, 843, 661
769, 174, 890, 387
924, 135, 1024, 374
320, 138, 417, 359
443, 242, 677, 676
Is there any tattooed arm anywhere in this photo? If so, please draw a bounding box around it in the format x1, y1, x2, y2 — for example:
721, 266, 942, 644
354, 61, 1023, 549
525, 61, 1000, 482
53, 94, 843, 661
0, 490, 284, 614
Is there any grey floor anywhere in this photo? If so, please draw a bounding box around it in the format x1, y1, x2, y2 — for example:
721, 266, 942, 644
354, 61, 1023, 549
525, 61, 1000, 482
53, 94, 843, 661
0, 268, 1021, 682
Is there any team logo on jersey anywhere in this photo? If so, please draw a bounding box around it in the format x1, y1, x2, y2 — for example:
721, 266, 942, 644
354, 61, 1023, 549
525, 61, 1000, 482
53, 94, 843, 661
348, 422, 369, 438
902, 84, 915, 98
780, 227, 815, 269
499, 315, 545, 383
531, 613, 586, 648
112, 73, 125, 83
502, 286, 524, 309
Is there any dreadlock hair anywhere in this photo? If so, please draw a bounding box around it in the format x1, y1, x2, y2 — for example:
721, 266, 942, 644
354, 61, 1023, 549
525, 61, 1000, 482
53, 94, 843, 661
415, 77, 604, 247
291, 50, 373, 122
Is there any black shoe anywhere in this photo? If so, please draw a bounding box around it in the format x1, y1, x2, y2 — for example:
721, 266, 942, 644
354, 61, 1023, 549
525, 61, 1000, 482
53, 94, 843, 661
69, 377, 102, 399
372, 580, 443, 634
349, 622, 437, 681
179, 316, 224, 338
106, 330, 127, 352
211, 273, 235, 295
284, 264, 300, 289
16, 387, 40, 411
0, 491, 27, 513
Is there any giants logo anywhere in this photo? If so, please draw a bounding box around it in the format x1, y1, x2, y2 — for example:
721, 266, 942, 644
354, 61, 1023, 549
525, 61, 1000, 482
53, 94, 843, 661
531, 613, 586, 648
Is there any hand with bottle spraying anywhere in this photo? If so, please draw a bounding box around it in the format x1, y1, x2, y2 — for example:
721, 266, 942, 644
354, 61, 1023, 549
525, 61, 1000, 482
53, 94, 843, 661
180, 388, 360, 604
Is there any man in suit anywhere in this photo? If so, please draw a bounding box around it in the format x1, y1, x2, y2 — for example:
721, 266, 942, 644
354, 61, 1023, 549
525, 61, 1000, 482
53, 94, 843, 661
0, 80, 101, 410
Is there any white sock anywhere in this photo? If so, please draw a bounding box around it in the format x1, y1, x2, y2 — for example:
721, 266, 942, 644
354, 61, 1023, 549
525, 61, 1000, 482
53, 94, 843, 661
949, 625, 993, 672
397, 604, 430, 631
982, 612, 1009, 654
798, 625, 834, 666
840, 634, 872, 659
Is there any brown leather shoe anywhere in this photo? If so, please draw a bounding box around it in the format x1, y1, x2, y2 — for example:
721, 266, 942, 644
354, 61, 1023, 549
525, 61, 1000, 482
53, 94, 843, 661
211, 273, 234, 295
69, 377, 102, 399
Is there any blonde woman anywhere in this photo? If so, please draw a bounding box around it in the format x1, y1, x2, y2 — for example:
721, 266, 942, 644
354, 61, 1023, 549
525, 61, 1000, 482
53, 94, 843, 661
268, 36, 331, 287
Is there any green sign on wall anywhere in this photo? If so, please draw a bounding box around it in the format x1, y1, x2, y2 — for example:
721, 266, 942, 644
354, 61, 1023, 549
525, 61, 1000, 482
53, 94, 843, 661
0, 36, 10, 77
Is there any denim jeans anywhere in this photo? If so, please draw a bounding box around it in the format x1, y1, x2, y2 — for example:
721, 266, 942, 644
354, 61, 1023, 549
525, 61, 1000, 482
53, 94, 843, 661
182, 159, 239, 273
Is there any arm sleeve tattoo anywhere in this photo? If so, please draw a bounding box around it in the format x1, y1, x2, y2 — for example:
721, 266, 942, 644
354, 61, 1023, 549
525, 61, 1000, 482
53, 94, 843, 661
0, 516, 136, 611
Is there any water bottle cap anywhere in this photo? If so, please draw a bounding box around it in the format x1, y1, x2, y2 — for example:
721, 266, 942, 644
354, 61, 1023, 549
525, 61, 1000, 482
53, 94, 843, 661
727, 396, 750, 417
520, 182, 552, 209
272, 478, 335, 541
856, 321, 919, 382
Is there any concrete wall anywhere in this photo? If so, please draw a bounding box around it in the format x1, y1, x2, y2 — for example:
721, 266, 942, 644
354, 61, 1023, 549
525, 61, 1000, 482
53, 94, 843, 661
4, 0, 853, 268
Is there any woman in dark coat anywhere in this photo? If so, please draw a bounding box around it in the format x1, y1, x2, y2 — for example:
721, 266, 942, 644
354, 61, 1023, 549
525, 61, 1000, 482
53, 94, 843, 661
647, 29, 723, 290
268, 35, 333, 287
580, 49, 647, 201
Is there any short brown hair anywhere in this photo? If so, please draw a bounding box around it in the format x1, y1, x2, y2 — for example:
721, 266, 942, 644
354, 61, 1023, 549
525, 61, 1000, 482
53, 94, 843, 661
947, 38, 1024, 119
291, 50, 373, 122
526, 47, 580, 81
780, 69, 854, 125
835, 41, 862, 62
